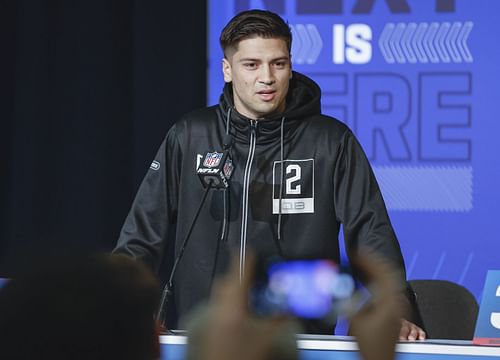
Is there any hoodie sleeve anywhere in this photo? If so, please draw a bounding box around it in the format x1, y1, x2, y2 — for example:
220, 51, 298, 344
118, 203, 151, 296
333, 129, 407, 290
113, 125, 181, 272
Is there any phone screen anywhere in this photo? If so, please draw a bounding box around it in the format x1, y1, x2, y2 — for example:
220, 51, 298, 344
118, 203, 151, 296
251, 259, 356, 319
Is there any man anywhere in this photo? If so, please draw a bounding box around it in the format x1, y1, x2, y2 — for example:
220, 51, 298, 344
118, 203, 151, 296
114, 9, 425, 339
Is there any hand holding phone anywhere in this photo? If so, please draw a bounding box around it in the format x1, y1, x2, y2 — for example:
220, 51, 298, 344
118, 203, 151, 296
251, 258, 358, 319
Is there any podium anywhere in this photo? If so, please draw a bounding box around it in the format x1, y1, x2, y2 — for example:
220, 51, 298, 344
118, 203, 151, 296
160, 334, 500, 359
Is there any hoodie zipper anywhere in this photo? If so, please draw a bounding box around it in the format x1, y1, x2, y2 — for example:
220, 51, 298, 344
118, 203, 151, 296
239, 119, 257, 281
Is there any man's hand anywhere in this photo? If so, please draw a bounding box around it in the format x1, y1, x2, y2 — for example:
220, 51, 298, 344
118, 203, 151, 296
399, 318, 426, 341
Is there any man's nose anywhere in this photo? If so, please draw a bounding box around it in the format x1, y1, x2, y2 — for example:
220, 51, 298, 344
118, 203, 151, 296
258, 65, 275, 84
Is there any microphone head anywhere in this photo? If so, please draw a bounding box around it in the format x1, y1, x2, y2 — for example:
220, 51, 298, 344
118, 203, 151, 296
197, 151, 234, 189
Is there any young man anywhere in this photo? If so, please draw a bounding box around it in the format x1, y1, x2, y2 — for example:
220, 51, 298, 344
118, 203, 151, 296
114, 9, 425, 339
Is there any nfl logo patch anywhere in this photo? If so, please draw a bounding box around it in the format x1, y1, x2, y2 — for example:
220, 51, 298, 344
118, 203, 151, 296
203, 152, 223, 168
223, 158, 234, 178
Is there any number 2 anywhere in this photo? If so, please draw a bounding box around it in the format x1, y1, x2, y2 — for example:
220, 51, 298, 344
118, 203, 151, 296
286, 164, 301, 195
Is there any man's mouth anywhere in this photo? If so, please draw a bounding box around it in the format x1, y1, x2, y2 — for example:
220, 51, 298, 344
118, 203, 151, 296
257, 90, 276, 102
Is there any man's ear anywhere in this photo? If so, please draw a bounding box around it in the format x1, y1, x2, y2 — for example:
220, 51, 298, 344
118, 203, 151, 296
222, 58, 232, 83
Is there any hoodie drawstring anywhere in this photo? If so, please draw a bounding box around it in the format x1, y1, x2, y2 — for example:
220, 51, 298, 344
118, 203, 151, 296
275, 116, 285, 257
221, 107, 232, 243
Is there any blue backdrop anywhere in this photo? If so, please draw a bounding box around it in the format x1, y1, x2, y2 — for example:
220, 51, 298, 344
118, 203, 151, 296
207, 0, 500, 307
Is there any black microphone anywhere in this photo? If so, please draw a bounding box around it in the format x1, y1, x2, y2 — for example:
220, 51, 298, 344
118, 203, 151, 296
156, 180, 213, 332
157, 137, 234, 331
222, 133, 232, 150
197, 150, 234, 189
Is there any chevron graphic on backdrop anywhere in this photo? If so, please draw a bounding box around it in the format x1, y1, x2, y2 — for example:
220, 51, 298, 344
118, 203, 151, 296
378, 22, 473, 64
373, 165, 473, 212
406, 251, 474, 285
290, 24, 323, 64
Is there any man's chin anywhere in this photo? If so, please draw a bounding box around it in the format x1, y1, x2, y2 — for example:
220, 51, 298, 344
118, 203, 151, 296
254, 105, 282, 119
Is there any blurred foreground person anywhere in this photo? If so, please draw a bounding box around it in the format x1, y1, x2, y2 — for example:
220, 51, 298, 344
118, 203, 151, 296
0, 254, 160, 360
186, 251, 406, 360
349, 252, 407, 360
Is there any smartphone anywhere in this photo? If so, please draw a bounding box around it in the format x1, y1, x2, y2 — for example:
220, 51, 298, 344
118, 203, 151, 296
251, 258, 359, 319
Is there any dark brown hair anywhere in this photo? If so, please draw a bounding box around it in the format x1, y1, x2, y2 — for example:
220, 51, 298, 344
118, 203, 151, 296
219, 9, 292, 57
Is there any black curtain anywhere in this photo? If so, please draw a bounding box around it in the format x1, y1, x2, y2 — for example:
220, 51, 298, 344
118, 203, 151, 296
0, 0, 207, 275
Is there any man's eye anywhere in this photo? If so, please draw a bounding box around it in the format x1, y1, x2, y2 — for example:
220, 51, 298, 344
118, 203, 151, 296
243, 63, 257, 69
274, 61, 287, 68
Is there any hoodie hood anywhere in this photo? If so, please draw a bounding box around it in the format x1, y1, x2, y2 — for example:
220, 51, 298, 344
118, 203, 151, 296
218, 71, 322, 144
219, 71, 321, 120
282, 71, 322, 119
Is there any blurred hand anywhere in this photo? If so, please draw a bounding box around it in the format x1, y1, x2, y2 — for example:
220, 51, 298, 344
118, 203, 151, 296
187, 253, 297, 360
349, 252, 407, 360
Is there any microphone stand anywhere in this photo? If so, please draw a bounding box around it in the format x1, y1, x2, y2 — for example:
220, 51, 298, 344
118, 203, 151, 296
156, 180, 214, 333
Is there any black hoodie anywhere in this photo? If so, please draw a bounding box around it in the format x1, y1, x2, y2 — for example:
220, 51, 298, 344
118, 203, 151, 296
114, 72, 406, 332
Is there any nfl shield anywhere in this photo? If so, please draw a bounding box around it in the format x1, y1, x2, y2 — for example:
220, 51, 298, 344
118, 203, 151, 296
203, 152, 223, 168
223, 158, 234, 178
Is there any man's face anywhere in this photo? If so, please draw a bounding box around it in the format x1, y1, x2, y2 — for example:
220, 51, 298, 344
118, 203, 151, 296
222, 37, 292, 119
